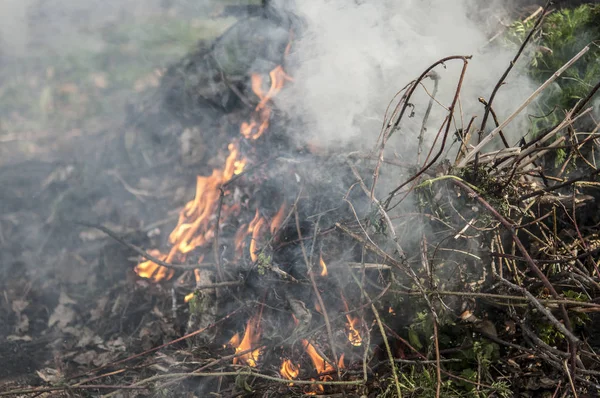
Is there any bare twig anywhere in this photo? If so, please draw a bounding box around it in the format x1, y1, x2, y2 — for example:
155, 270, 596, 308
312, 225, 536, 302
384, 56, 471, 205
478, 1, 550, 136
294, 209, 341, 381
450, 179, 576, 338
76, 222, 214, 271
459, 45, 591, 166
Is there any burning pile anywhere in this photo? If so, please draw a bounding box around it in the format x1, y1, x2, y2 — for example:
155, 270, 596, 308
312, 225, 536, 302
135, 65, 292, 286
71, 4, 600, 397
129, 42, 371, 391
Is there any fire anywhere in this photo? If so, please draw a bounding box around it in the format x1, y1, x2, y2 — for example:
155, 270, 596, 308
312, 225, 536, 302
230, 313, 262, 367
280, 359, 300, 382
314, 301, 323, 315
134, 64, 290, 283
184, 292, 195, 303
341, 291, 363, 347
234, 222, 249, 258
302, 339, 334, 393
184, 270, 203, 303
236, 202, 286, 261
346, 316, 362, 347
241, 66, 293, 140
135, 249, 175, 282
303, 339, 335, 376
270, 202, 287, 234
247, 210, 266, 262
319, 255, 328, 277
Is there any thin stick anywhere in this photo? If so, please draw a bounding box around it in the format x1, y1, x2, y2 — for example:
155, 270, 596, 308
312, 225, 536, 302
76, 222, 214, 271
347, 262, 402, 398
478, 1, 550, 135
564, 359, 579, 398
385, 57, 471, 203
68, 308, 242, 381
459, 45, 591, 166
371, 56, 471, 200
294, 209, 341, 380
520, 165, 600, 201
451, 179, 576, 338
0, 385, 147, 396
500, 278, 579, 344
495, 107, 592, 171
213, 188, 225, 281
418, 72, 440, 164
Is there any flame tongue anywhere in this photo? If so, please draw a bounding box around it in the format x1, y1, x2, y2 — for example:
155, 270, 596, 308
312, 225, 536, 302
280, 359, 300, 381
230, 313, 262, 367
135, 249, 175, 282
319, 254, 328, 277
302, 339, 335, 376
341, 291, 363, 346
135, 64, 289, 283
241, 66, 293, 140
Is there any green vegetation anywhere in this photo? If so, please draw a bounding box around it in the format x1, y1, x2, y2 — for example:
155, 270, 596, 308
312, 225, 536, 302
506, 4, 600, 131
0, 14, 234, 132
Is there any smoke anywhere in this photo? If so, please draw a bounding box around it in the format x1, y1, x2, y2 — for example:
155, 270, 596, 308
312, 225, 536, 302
0, 0, 31, 56
274, 0, 536, 153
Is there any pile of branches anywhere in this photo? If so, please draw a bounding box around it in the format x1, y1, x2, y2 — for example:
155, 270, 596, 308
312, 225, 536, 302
346, 4, 600, 395
4, 3, 600, 398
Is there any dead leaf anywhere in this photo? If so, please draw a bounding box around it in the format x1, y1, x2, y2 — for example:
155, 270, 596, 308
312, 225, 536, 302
92, 352, 113, 367
58, 83, 78, 94
11, 299, 29, 313
58, 291, 76, 305
73, 350, 97, 365
76, 327, 103, 347
36, 368, 62, 384
106, 337, 126, 352
133, 71, 160, 92
90, 296, 108, 321
48, 296, 76, 330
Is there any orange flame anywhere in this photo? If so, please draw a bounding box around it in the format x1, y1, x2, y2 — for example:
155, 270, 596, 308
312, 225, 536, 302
302, 340, 335, 376
246, 210, 267, 262
234, 223, 249, 259
270, 202, 287, 234
319, 255, 328, 277
314, 301, 323, 315
184, 292, 195, 303
135, 64, 290, 282
302, 339, 334, 393
135, 250, 175, 282
241, 66, 293, 140
184, 269, 203, 303
280, 359, 300, 383
341, 292, 363, 347
230, 314, 262, 367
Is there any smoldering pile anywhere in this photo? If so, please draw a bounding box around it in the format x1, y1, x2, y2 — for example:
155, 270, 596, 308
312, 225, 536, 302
7, 1, 600, 397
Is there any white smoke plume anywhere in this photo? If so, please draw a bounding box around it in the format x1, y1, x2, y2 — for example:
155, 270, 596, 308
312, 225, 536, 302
274, 0, 537, 154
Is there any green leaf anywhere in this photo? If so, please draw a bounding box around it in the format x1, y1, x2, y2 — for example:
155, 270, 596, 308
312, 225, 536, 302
408, 328, 423, 350
235, 374, 254, 392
